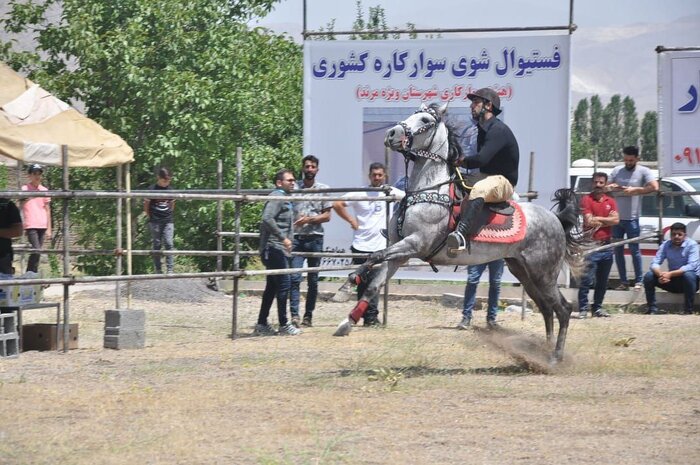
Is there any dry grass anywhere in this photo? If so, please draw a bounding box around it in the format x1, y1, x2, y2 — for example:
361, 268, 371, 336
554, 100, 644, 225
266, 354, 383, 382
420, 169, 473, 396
1, 280, 699, 465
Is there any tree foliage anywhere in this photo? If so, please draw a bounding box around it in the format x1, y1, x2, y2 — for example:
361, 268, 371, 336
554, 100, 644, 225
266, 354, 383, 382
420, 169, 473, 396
621, 96, 639, 147
571, 94, 656, 163
313, 1, 417, 40
1, 0, 303, 274
640, 111, 658, 161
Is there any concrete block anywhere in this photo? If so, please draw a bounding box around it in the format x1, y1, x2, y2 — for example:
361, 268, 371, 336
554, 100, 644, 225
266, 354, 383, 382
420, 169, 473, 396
0, 311, 17, 336
104, 309, 146, 350
105, 309, 146, 330
103, 331, 145, 350
0, 337, 19, 358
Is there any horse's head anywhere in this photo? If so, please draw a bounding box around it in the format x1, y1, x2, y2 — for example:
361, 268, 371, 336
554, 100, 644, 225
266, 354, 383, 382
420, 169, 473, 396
384, 103, 460, 165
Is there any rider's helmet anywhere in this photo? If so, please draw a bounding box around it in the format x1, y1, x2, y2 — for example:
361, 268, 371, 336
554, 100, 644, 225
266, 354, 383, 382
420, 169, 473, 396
467, 88, 502, 115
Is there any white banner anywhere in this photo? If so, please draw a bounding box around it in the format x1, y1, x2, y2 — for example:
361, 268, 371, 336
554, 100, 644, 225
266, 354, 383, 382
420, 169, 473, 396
303, 35, 571, 279
659, 49, 700, 177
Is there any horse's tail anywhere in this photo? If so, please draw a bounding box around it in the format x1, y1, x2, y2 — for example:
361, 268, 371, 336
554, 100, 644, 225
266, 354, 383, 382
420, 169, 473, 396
552, 188, 588, 279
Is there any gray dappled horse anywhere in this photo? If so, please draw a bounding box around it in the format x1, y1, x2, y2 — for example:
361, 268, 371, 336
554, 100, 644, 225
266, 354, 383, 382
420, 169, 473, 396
333, 103, 585, 363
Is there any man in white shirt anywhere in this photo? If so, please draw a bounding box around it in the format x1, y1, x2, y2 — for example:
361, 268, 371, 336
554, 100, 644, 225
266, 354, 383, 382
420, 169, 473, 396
333, 162, 403, 326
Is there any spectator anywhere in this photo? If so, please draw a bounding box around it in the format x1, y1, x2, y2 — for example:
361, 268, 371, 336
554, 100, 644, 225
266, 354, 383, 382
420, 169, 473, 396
289, 155, 332, 328
643, 222, 700, 315
608, 146, 659, 290
333, 162, 403, 326
457, 259, 505, 329
144, 167, 175, 274
21, 164, 51, 273
255, 169, 301, 336
0, 198, 23, 275
577, 172, 619, 318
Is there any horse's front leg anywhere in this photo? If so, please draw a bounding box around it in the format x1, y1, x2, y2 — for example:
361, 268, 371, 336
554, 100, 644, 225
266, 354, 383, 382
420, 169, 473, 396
332, 237, 422, 303
334, 259, 402, 336
333, 238, 420, 336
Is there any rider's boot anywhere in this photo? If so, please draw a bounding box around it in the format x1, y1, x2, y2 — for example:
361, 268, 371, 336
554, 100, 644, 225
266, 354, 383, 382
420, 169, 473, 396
447, 197, 485, 253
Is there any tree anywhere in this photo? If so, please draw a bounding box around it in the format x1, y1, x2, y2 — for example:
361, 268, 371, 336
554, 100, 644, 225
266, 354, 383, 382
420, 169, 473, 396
589, 95, 604, 160
600, 94, 623, 161
571, 95, 656, 165
571, 99, 590, 161
621, 96, 639, 147
314, 1, 417, 40
640, 111, 658, 161
1, 0, 303, 274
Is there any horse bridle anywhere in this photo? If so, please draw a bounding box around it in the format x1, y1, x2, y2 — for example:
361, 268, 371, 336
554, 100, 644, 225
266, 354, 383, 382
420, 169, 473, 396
398, 107, 446, 163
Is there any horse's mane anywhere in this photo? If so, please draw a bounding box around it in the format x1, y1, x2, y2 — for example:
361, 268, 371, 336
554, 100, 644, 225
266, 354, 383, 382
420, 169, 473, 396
425, 103, 462, 165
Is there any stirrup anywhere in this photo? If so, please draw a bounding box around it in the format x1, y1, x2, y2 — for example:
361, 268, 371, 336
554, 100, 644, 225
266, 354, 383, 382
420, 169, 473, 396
446, 231, 467, 252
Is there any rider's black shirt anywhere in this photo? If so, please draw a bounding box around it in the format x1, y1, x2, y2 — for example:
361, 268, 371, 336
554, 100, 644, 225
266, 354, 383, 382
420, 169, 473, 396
461, 117, 520, 187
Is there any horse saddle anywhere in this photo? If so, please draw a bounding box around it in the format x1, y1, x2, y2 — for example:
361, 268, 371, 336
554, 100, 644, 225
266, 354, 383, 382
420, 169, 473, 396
448, 184, 527, 244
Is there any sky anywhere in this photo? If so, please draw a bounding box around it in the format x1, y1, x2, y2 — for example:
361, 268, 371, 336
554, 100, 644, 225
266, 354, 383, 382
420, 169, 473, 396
251, 0, 700, 114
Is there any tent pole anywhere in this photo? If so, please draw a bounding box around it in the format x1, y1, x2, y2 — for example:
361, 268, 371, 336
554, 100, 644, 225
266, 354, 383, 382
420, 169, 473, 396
231, 148, 242, 339
61, 145, 71, 352
126, 163, 132, 308
116, 165, 123, 308
216, 159, 223, 272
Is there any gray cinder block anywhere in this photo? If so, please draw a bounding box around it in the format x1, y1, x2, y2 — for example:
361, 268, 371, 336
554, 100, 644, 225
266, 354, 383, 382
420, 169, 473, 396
105, 309, 146, 330
104, 309, 146, 350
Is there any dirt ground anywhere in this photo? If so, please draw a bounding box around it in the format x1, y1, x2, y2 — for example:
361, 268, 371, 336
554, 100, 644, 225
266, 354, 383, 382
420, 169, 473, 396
1, 279, 699, 465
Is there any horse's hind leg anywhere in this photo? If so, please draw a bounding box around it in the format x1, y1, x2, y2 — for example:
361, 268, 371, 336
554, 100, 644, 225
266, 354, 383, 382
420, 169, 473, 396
505, 257, 570, 363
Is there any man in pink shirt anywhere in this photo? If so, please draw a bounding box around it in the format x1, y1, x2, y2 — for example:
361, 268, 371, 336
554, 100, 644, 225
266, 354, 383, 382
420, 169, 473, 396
21, 164, 51, 273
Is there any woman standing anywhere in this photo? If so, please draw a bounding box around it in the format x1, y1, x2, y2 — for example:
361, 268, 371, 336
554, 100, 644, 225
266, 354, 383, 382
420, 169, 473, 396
21, 164, 51, 273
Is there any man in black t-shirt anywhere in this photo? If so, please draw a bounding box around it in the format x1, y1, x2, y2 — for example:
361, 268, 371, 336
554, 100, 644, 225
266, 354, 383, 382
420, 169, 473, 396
144, 168, 175, 274
447, 87, 520, 254
0, 198, 23, 275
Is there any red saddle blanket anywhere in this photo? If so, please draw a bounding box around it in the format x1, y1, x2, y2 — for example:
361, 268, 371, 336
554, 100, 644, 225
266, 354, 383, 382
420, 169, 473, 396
448, 184, 527, 244
471, 201, 526, 243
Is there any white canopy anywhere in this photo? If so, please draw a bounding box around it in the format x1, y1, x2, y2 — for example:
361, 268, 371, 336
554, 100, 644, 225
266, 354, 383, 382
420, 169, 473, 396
0, 62, 134, 168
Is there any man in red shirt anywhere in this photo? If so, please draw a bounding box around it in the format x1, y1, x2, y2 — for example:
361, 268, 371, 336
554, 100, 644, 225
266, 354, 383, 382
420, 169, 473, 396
578, 172, 619, 318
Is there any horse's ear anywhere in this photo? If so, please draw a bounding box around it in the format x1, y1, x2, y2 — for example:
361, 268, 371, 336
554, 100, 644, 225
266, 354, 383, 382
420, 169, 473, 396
419, 103, 428, 112
438, 102, 449, 116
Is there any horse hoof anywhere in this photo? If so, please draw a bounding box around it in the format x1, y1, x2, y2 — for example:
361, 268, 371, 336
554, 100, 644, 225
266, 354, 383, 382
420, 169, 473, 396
333, 318, 353, 336
331, 290, 352, 303
331, 282, 353, 302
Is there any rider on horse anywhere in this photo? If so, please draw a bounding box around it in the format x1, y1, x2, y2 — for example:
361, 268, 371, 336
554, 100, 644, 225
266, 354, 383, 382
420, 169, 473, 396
447, 87, 520, 253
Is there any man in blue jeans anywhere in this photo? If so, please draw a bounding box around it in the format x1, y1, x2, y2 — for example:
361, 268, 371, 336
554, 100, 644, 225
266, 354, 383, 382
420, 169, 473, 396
255, 169, 301, 336
577, 172, 619, 318
608, 146, 658, 290
458, 260, 505, 329
643, 222, 700, 315
289, 155, 332, 328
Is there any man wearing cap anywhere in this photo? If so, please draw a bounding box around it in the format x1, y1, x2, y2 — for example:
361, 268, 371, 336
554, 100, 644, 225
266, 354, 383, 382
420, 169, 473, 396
447, 87, 520, 253
21, 164, 51, 273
